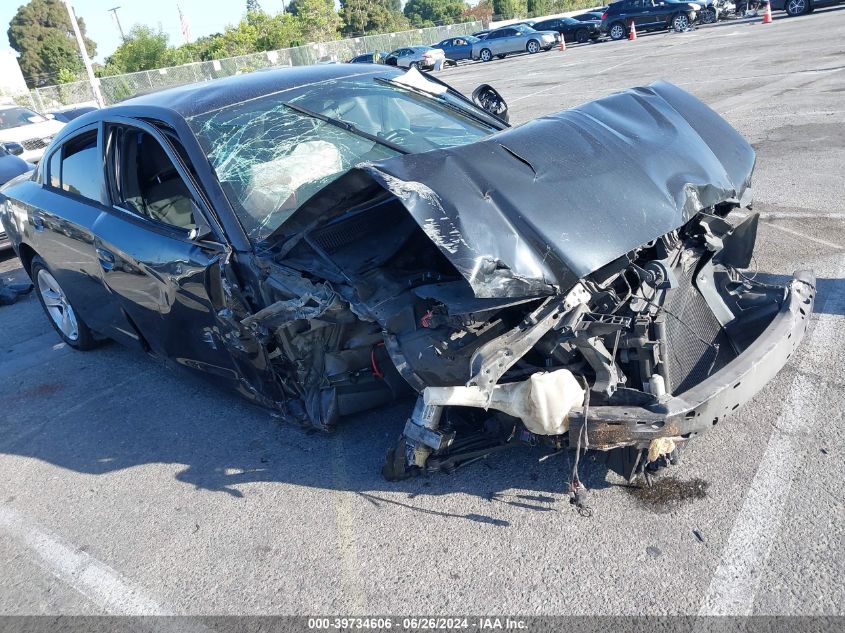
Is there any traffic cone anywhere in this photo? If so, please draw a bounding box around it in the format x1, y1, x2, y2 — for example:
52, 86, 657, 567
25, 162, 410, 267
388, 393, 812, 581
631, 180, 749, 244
629, 21, 637, 41
559, 35, 566, 51
762, 1, 772, 23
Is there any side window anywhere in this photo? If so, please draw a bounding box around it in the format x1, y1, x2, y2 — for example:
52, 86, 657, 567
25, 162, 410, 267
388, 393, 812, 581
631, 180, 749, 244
59, 131, 101, 202
48, 149, 61, 188
107, 125, 197, 232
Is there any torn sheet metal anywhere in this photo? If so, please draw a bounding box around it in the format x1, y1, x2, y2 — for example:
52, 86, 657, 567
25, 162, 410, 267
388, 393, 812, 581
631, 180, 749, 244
278, 81, 755, 298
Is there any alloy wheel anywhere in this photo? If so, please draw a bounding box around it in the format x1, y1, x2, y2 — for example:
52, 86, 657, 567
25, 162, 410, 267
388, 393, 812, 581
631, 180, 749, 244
37, 268, 79, 341
787, 0, 807, 14
610, 24, 626, 39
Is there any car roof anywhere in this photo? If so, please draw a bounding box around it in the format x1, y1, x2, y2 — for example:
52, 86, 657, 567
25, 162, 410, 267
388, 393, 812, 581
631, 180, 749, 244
122, 64, 398, 119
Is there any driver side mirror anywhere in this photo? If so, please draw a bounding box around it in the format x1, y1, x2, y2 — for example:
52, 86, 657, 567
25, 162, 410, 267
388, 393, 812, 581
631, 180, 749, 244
471, 84, 509, 124
3, 142, 24, 156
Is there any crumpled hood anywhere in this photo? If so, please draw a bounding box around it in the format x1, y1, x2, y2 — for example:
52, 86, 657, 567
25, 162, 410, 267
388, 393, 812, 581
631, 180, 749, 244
282, 81, 755, 298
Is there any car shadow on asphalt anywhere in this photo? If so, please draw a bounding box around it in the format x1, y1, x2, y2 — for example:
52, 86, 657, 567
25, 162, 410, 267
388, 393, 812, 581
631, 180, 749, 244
4, 253, 839, 524
0, 255, 622, 527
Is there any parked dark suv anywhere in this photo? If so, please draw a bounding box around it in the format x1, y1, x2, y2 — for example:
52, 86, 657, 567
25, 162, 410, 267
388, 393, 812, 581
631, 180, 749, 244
602, 0, 702, 40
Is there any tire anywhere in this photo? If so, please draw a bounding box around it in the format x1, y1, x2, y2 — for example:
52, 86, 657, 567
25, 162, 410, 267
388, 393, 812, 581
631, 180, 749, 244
526, 39, 540, 53
479, 48, 493, 62
32, 256, 97, 350
673, 12, 691, 31
785, 0, 808, 14
609, 22, 627, 40
409, 61, 419, 69
575, 29, 590, 43
702, 6, 718, 23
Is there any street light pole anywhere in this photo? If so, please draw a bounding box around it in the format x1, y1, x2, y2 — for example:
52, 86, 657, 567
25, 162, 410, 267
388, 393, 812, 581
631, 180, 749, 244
108, 6, 126, 41
62, 0, 105, 107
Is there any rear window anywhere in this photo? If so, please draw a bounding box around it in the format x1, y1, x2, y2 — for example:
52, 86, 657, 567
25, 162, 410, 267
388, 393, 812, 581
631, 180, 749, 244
55, 131, 100, 202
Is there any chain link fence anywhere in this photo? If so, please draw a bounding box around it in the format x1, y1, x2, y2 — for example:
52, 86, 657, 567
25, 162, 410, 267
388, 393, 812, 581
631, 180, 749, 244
25, 21, 482, 111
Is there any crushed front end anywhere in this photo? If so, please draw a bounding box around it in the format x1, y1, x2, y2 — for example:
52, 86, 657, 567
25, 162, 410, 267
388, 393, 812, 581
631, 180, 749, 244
248, 81, 814, 480
389, 212, 815, 479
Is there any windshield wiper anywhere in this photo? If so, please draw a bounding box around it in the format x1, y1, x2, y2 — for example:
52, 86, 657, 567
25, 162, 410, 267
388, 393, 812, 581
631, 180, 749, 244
374, 76, 506, 130
282, 101, 408, 155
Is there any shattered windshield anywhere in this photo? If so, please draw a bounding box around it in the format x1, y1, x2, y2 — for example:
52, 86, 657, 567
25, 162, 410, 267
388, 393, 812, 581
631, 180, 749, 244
188, 75, 498, 241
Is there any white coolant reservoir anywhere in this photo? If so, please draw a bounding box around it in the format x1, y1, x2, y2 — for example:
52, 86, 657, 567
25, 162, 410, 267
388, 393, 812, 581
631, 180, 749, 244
648, 374, 667, 398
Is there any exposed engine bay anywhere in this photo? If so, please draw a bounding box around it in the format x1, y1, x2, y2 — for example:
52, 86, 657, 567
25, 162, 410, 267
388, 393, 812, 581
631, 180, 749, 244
244, 199, 812, 482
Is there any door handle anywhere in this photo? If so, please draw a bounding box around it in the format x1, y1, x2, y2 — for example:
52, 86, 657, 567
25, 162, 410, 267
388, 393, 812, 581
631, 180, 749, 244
32, 213, 44, 232
96, 247, 115, 271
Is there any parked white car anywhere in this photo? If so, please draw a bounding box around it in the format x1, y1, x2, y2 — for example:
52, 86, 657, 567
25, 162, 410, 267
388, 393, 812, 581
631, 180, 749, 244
471, 24, 559, 62
384, 46, 446, 71
0, 105, 66, 163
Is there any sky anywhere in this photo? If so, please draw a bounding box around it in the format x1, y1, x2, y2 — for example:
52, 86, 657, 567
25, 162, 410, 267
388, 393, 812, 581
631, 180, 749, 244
0, 0, 289, 62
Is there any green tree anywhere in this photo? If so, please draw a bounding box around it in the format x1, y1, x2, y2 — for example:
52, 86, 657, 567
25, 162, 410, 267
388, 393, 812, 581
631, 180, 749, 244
295, 0, 341, 42
527, 0, 551, 15
492, 0, 527, 19
56, 67, 78, 83
285, 0, 301, 16
7, 0, 97, 88
180, 11, 303, 59
463, 0, 493, 25
247, 0, 263, 12
403, 0, 467, 27
340, 0, 409, 36
101, 25, 184, 75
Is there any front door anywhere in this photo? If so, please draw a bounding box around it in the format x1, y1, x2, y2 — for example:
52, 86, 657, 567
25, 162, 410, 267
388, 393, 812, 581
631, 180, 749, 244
92, 117, 278, 400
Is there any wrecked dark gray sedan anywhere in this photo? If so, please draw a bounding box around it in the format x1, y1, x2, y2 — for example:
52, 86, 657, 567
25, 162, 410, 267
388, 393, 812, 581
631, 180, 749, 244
0, 65, 815, 484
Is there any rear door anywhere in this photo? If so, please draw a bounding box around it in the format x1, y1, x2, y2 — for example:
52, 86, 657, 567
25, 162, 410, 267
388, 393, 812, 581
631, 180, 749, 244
485, 29, 507, 55
502, 28, 523, 54
92, 116, 275, 396
29, 126, 138, 343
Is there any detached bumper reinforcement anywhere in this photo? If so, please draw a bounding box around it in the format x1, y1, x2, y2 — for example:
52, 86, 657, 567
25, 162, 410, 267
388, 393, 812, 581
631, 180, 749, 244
567, 270, 816, 449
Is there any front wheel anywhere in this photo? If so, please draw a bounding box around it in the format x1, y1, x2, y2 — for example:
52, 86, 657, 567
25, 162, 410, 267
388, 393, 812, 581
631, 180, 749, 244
609, 22, 627, 40
701, 6, 718, 22
526, 39, 540, 53
32, 256, 97, 350
479, 48, 493, 62
673, 12, 691, 31
409, 61, 419, 69
575, 29, 590, 43
785, 0, 808, 15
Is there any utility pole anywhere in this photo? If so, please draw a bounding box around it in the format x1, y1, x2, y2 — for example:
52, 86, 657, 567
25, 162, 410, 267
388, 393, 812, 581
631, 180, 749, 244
63, 0, 105, 107
108, 6, 126, 41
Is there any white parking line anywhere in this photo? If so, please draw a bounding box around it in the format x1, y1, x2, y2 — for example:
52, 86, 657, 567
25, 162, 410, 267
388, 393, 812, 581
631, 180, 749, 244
699, 257, 845, 615
0, 505, 167, 615
0, 506, 216, 628
762, 221, 844, 250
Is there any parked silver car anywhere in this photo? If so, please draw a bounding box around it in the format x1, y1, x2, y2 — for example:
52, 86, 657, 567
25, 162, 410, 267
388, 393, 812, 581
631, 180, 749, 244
384, 46, 446, 70
471, 24, 558, 62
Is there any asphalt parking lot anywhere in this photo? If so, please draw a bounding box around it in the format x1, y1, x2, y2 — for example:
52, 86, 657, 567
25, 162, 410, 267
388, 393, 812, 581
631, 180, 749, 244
1, 9, 843, 618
